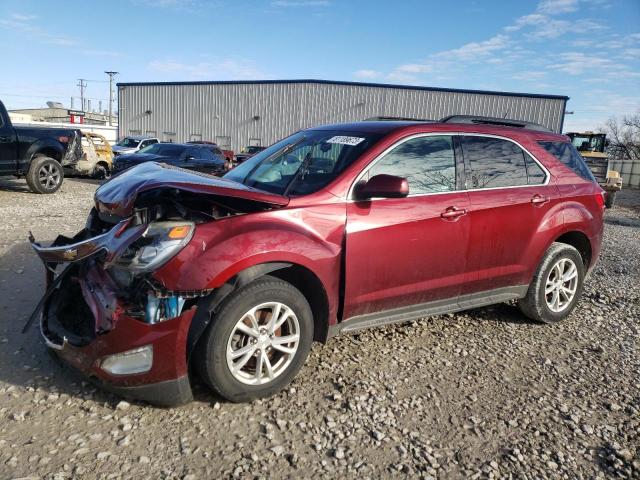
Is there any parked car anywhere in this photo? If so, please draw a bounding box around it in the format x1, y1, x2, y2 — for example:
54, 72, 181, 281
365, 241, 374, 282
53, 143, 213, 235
112, 142, 227, 175
112, 136, 159, 157
29, 116, 605, 405
235, 145, 266, 164
0, 100, 82, 193
186, 141, 234, 167
67, 131, 113, 179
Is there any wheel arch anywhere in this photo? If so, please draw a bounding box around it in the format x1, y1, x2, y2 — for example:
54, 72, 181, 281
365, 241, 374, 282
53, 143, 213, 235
554, 230, 592, 268
186, 261, 331, 363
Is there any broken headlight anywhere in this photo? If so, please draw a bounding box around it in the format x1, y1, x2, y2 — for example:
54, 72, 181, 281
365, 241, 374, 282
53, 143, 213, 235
116, 221, 194, 274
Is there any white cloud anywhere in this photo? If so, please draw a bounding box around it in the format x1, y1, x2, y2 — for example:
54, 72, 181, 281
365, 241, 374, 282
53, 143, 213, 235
437, 34, 510, 60
353, 69, 381, 80
0, 13, 78, 46
148, 58, 268, 80
271, 0, 330, 6
10, 13, 37, 21
537, 0, 579, 14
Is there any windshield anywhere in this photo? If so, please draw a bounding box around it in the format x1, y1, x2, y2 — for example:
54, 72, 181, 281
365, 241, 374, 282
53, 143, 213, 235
224, 130, 381, 195
117, 137, 141, 148
138, 144, 187, 156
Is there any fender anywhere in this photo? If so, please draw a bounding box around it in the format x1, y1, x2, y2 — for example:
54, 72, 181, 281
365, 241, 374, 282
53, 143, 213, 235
24, 138, 65, 162
153, 204, 346, 328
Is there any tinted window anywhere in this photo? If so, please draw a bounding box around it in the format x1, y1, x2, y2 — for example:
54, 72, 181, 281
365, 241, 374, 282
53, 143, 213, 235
525, 153, 546, 185
461, 136, 528, 189
538, 141, 596, 181
368, 136, 456, 194
138, 144, 187, 156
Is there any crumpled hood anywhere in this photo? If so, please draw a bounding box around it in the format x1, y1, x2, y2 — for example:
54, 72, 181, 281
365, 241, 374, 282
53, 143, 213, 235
95, 161, 289, 217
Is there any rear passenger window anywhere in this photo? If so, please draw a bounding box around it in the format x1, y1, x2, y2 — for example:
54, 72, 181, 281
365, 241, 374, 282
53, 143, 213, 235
368, 135, 456, 194
461, 136, 528, 189
538, 141, 596, 181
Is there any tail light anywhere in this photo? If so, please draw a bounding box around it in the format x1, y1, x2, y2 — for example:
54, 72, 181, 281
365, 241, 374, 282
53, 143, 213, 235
595, 190, 606, 209
58, 136, 69, 143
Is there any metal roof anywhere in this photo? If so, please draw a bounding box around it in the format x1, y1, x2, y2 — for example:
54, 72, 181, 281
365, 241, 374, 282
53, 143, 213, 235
117, 79, 569, 101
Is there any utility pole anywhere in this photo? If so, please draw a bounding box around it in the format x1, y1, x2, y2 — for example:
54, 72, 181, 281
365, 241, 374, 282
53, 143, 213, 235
105, 71, 119, 126
77, 79, 87, 111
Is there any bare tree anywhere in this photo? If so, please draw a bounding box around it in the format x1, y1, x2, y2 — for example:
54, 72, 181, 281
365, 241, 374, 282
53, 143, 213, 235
602, 112, 640, 160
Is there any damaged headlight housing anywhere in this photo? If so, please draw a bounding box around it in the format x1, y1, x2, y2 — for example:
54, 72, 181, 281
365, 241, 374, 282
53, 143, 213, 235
116, 221, 194, 274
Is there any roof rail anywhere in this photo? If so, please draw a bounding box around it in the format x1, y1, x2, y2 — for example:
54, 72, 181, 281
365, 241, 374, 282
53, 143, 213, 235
439, 115, 553, 132
364, 116, 435, 122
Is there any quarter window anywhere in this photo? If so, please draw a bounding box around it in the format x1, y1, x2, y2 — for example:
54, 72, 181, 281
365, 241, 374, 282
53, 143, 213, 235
538, 141, 595, 181
525, 153, 546, 185
368, 135, 456, 194
461, 136, 529, 189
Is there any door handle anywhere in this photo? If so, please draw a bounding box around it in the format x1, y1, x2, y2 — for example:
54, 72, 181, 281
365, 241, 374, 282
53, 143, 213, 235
531, 194, 549, 206
0, 136, 11, 142
440, 206, 468, 220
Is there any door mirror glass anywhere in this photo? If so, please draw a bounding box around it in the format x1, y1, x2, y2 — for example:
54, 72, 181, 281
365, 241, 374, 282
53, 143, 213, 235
355, 174, 409, 200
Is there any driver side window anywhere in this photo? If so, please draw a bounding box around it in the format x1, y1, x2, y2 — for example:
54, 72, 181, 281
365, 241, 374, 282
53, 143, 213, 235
368, 135, 456, 195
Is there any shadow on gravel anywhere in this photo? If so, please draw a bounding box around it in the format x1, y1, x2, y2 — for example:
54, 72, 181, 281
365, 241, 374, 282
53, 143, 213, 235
0, 177, 33, 193
0, 176, 105, 194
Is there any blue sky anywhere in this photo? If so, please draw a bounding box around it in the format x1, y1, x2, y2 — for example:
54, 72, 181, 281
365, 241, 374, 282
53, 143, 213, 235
0, 0, 638, 131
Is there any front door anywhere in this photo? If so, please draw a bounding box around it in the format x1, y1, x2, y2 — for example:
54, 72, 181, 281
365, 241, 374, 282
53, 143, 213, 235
343, 134, 471, 319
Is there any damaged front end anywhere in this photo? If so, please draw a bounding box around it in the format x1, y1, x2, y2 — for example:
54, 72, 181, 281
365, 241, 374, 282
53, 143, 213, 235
27, 162, 287, 405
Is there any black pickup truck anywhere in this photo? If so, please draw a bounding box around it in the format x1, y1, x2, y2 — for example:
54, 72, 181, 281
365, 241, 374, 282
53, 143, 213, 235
0, 100, 82, 193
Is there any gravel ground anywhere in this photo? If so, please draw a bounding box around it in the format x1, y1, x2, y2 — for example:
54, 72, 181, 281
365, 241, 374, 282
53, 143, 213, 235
0, 176, 638, 479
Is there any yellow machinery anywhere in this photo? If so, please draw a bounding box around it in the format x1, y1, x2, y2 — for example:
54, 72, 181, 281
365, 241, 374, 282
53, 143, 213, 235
567, 131, 622, 207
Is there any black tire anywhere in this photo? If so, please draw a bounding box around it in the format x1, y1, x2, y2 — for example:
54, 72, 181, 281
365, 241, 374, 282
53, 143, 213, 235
25, 155, 64, 194
93, 163, 111, 180
518, 242, 585, 323
194, 276, 313, 402
605, 191, 617, 209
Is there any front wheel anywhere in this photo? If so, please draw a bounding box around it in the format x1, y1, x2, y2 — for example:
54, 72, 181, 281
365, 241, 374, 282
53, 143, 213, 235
518, 242, 585, 323
26, 156, 64, 194
194, 276, 313, 402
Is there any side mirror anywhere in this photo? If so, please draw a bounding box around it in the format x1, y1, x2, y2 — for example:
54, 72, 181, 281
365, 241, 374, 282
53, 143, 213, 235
354, 174, 409, 200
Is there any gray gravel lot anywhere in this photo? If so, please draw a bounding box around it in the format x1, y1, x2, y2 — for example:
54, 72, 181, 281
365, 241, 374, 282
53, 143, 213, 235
0, 176, 638, 479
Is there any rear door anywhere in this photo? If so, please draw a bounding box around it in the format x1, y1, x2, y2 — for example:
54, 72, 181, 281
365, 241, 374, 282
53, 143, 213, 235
343, 134, 471, 319
0, 114, 17, 174
459, 134, 559, 294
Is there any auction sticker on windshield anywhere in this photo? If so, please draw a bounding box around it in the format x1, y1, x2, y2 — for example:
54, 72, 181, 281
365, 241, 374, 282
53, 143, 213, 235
326, 136, 365, 146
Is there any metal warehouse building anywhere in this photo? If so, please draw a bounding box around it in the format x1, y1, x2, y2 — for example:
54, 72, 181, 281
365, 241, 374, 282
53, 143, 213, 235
117, 79, 569, 151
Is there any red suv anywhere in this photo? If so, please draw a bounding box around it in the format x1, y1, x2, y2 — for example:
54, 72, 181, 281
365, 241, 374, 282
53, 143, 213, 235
29, 116, 605, 405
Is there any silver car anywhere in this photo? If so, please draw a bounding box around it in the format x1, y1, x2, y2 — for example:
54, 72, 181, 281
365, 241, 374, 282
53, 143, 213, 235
112, 135, 159, 157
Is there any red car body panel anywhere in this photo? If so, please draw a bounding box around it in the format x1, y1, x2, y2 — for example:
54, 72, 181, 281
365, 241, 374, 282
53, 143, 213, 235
30, 120, 605, 405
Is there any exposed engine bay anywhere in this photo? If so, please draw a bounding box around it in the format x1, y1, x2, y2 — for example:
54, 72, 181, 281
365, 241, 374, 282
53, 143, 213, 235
28, 174, 281, 344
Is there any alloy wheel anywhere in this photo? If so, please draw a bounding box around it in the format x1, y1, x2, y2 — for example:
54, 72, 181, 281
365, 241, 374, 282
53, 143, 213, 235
226, 302, 300, 385
38, 163, 61, 190
544, 258, 578, 313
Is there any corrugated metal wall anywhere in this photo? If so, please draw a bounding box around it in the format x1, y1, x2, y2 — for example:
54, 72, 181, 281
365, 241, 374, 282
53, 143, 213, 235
118, 81, 567, 151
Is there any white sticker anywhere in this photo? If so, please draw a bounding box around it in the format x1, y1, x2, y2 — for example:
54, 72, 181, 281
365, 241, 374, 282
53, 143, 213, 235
326, 135, 365, 146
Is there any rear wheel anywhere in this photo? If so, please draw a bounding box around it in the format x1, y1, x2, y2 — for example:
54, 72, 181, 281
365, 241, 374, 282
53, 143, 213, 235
194, 276, 313, 402
26, 155, 64, 194
518, 242, 585, 323
93, 162, 110, 180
